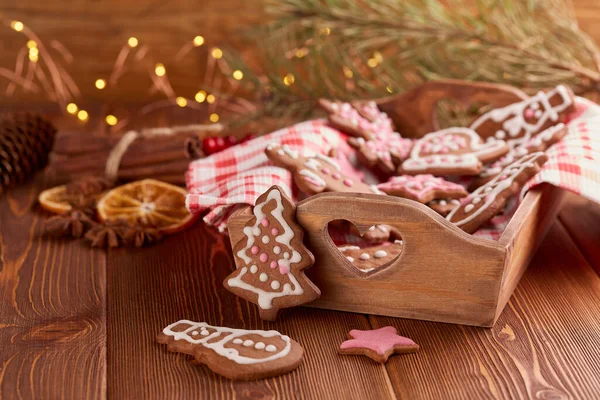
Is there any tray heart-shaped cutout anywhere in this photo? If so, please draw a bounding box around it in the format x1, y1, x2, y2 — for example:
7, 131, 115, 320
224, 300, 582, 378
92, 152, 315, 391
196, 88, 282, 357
327, 220, 403, 276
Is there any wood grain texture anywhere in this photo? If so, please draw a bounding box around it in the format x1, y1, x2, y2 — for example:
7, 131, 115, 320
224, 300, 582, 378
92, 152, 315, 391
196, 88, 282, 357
0, 179, 106, 400
372, 222, 600, 400
559, 193, 600, 276
105, 222, 395, 399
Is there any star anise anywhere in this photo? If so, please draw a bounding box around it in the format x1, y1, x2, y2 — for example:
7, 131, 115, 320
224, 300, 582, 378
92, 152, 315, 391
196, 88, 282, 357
44, 210, 93, 238
84, 220, 129, 248
68, 196, 98, 219
122, 223, 163, 247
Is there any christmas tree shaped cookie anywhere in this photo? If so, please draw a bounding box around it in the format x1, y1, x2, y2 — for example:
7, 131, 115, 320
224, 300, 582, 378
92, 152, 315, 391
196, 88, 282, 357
224, 186, 320, 320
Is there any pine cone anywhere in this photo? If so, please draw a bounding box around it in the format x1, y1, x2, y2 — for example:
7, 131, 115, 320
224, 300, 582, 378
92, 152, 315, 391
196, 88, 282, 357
44, 210, 93, 238
0, 113, 57, 190
123, 224, 163, 247
85, 220, 129, 248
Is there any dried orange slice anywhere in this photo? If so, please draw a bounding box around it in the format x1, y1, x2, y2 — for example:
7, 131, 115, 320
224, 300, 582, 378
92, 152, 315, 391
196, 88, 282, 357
96, 179, 195, 234
38, 185, 73, 214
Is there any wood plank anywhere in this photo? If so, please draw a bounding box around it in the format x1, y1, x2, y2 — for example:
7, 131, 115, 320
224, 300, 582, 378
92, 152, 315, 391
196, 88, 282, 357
106, 222, 395, 399
559, 193, 600, 275
371, 222, 600, 400
0, 179, 106, 399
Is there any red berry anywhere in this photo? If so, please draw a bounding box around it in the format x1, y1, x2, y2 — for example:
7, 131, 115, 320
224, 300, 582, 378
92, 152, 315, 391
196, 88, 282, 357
202, 137, 218, 155
225, 135, 237, 146
215, 137, 226, 151
241, 134, 256, 143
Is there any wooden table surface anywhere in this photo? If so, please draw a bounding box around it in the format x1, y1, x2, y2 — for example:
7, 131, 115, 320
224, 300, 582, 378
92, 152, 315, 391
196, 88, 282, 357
1, 174, 600, 399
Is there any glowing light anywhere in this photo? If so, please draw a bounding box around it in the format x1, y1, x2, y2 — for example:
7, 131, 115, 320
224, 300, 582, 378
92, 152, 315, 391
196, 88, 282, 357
319, 27, 331, 36
28, 53, 38, 63
386, 86, 393, 93
283, 73, 295, 86
27, 40, 37, 49
373, 51, 383, 63
343, 66, 353, 78
95, 79, 106, 89
206, 94, 216, 104
128, 37, 138, 48
105, 115, 118, 126
176, 97, 187, 107
233, 70, 243, 80
155, 63, 166, 76
28, 47, 39, 57
193, 35, 205, 47
295, 48, 308, 58
195, 90, 207, 103
66, 103, 78, 114
11, 21, 24, 32
209, 113, 219, 123
77, 110, 89, 121
367, 58, 378, 68
211, 48, 223, 59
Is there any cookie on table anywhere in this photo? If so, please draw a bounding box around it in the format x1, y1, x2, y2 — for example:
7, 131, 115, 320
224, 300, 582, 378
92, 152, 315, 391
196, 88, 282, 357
377, 174, 467, 204
470, 85, 575, 145
339, 326, 419, 363
338, 243, 403, 274
446, 152, 548, 233
470, 123, 567, 189
427, 199, 461, 217
348, 133, 414, 175
399, 127, 509, 176
224, 186, 320, 320
265, 144, 384, 196
157, 319, 304, 380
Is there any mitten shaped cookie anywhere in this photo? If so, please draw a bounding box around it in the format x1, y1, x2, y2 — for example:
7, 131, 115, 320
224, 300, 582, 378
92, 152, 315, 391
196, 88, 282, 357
399, 127, 509, 176
470, 85, 575, 145
157, 320, 304, 380
224, 186, 320, 320
265, 144, 383, 196
446, 152, 548, 233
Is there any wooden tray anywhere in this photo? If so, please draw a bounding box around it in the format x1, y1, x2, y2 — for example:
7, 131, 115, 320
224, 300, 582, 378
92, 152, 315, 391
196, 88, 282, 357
227, 80, 566, 327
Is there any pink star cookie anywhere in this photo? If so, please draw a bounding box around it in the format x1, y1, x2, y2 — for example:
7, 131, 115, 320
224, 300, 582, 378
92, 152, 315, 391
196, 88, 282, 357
339, 326, 419, 363
377, 174, 468, 204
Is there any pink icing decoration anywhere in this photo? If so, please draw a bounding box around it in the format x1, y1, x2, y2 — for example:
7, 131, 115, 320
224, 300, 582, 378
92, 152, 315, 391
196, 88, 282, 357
339, 326, 416, 355
321, 167, 330, 175
271, 228, 279, 236
251, 246, 259, 255
278, 263, 290, 274
524, 108, 535, 119
343, 179, 353, 187
259, 253, 268, 263
332, 173, 341, 180
260, 218, 269, 227
270, 261, 278, 269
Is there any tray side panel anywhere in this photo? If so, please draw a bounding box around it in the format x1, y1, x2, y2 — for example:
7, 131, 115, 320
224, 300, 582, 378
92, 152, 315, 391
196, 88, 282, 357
494, 185, 566, 322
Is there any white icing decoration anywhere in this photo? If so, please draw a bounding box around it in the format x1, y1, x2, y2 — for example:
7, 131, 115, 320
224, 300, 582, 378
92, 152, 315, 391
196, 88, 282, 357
162, 320, 291, 365
359, 253, 370, 260
360, 267, 375, 273
192, 331, 199, 336
255, 342, 265, 350
470, 85, 572, 148
281, 145, 299, 159
252, 227, 260, 236
259, 273, 268, 282
262, 235, 270, 244
373, 250, 388, 258
439, 200, 447, 206
314, 153, 341, 171
231, 188, 305, 310
250, 265, 258, 274
273, 246, 281, 255
338, 245, 360, 251
271, 280, 280, 290
304, 158, 322, 171
370, 185, 384, 195
464, 204, 475, 213
243, 339, 254, 347
495, 130, 506, 139
394, 240, 403, 245
346, 256, 355, 262
298, 169, 326, 187
233, 338, 243, 344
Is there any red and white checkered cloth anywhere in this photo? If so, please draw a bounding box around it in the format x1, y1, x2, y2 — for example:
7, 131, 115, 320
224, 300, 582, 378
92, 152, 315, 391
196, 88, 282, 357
186, 98, 600, 239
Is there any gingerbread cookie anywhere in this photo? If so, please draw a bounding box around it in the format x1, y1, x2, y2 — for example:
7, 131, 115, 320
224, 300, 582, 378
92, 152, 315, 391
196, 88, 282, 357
427, 199, 461, 217
339, 326, 419, 363
348, 133, 414, 175
399, 127, 509, 176
446, 152, 548, 233
224, 186, 320, 320
377, 174, 467, 204
338, 243, 403, 274
157, 320, 304, 380
318, 99, 393, 140
470, 85, 575, 146
470, 123, 567, 189
265, 144, 384, 196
